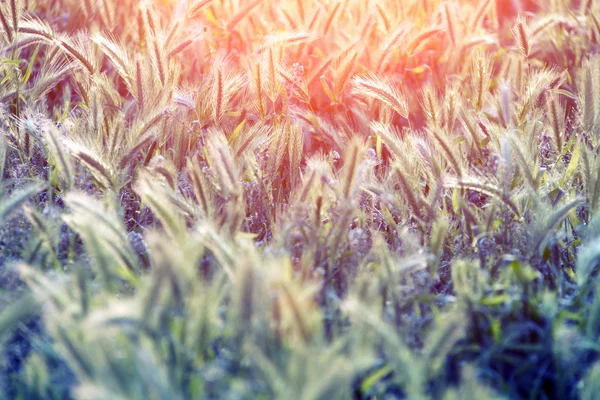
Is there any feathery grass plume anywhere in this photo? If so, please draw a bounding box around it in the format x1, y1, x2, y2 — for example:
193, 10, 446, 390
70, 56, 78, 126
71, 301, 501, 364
512, 16, 530, 58
510, 134, 538, 189
546, 94, 565, 152
376, 22, 412, 71
430, 128, 462, 178
226, 0, 264, 32
581, 147, 600, 217
459, 109, 484, 149
531, 198, 584, 257
469, 0, 492, 30
351, 72, 409, 119
323, 1, 341, 35
471, 51, 492, 113
332, 46, 361, 100
0, 182, 45, 224
250, 62, 266, 119
91, 33, 133, 94
421, 84, 441, 129
9, 0, 21, 36
206, 129, 240, 198
287, 123, 303, 187
186, 156, 214, 219
62, 138, 115, 190
448, 177, 521, 218
393, 161, 429, 222
406, 26, 442, 54
212, 68, 224, 124
135, 57, 145, 113
428, 217, 449, 276
42, 121, 73, 190
63, 192, 141, 286
23, 205, 62, 268
529, 14, 566, 41
257, 30, 314, 54
516, 68, 562, 125
267, 122, 289, 184
443, 85, 460, 132
0, 3, 14, 43
580, 61, 596, 133
17, 15, 55, 42
265, 47, 282, 103
56, 32, 98, 75
135, 169, 187, 240
444, 1, 457, 46
149, 32, 167, 87
210, 63, 245, 124
231, 122, 270, 159
339, 138, 364, 200
369, 120, 404, 158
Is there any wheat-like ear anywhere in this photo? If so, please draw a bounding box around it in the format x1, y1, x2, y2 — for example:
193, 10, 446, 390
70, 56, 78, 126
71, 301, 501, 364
0, 4, 13, 43
267, 122, 289, 183
265, 47, 282, 103
471, 51, 492, 113
250, 62, 266, 119
421, 84, 440, 129
287, 123, 304, 188
376, 22, 412, 71
546, 94, 565, 152
531, 198, 584, 256
186, 156, 214, 219
469, 0, 492, 30
0, 183, 45, 224
206, 129, 240, 198
63, 192, 141, 285
448, 178, 521, 219
91, 33, 133, 94
512, 16, 530, 58
56, 32, 97, 75
351, 72, 409, 119
257, 30, 314, 54
226, 0, 264, 32
135, 57, 146, 113
444, 2, 457, 46
322, 1, 341, 35
232, 122, 270, 159
369, 120, 404, 158
393, 162, 427, 222
9, 0, 21, 36
42, 121, 73, 190
332, 45, 360, 99
210, 62, 245, 124
580, 61, 596, 133
63, 138, 115, 190
339, 138, 364, 200
405, 27, 441, 55
429, 128, 462, 178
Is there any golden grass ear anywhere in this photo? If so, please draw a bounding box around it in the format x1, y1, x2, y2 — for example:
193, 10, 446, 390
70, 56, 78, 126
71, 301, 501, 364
470, 51, 492, 114
351, 72, 409, 119
512, 15, 530, 58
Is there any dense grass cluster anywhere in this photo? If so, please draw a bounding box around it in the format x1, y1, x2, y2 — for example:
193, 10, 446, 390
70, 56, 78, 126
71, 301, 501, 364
3, 0, 600, 398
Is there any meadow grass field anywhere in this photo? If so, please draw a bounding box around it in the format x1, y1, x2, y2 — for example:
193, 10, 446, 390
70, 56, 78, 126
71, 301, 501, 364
2, 0, 600, 398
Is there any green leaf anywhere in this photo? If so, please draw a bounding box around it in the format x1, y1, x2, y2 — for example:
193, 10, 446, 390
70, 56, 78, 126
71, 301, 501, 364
22, 44, 40, 85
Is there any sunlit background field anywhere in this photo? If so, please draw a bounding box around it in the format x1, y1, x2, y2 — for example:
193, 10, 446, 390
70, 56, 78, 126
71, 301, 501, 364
2, 0, 600, 399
